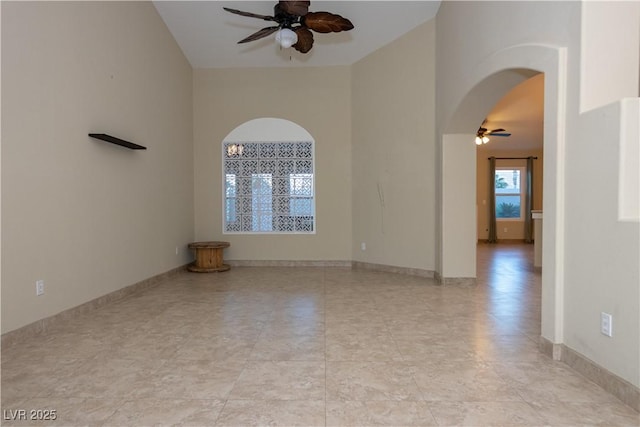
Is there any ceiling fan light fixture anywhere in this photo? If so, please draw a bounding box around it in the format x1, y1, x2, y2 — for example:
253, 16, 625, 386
275, 28, 298, 48
224, 2, 354, 55
475, 135, 490, 145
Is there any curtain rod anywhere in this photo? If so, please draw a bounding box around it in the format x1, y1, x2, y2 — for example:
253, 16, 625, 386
488, 156, 538, 160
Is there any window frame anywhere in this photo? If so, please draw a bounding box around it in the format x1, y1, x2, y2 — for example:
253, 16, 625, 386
222, 141, 316, 235
495, 166, 525, 221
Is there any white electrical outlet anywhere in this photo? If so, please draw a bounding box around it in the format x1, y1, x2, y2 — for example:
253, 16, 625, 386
175, 246, 179, 255
36, 280, 44, 296
361, 242, 366, 251
601, 312, 613, 337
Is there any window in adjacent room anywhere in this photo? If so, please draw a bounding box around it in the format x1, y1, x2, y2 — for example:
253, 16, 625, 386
223, 141, 315, 233
495, 167, 524, 220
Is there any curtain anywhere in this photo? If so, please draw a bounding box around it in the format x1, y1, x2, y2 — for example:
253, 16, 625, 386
524, 156, 534, 243
488, 157, 497, 243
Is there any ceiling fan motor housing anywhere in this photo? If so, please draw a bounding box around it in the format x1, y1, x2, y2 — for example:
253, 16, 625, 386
274, 3, 302, 29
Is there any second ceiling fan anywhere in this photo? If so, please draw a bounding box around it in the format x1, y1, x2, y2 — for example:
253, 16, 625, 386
476, 121, 511, 145
223, 1, 354, 54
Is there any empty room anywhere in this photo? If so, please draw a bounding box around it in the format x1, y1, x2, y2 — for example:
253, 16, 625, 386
2, 1, 639, 425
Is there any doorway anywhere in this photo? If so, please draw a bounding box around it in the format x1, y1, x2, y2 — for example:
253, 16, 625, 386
439, 44, 568, 349
476, 74, 544, 244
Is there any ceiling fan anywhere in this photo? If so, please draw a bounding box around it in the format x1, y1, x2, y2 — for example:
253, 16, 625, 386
223, 1, 354, 54
476, 121, 511, 145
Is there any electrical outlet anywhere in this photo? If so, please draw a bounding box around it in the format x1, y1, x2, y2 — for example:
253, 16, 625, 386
601, 312, 613, 337
36, 280, 44, 296
361, 242, 366, 251
175, 246, 179, 255
503, 227, 508, 232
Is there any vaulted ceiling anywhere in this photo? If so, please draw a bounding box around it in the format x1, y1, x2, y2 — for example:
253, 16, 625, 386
153, 1, 441, 68
154, 1, 543, 152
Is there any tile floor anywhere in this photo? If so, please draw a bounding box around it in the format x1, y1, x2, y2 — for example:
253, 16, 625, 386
2, 244, 639, 426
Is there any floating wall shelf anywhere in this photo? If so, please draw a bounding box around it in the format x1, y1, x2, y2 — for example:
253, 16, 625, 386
89, 133, 146, 150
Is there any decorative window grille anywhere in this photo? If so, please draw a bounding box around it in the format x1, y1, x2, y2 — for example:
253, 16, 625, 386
223, 141, 315, 233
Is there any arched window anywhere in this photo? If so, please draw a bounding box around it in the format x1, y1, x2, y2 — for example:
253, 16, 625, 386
222, 118, 315, 234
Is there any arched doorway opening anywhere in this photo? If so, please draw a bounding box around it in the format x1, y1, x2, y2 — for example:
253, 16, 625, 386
439, 44, 567, 349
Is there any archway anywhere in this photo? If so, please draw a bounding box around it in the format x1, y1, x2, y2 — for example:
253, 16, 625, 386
222, 117, 316, 234
439, 44, 568, 348
223, 117, 314, 143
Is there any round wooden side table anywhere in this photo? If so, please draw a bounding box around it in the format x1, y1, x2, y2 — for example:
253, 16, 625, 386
187, 241, 231, 272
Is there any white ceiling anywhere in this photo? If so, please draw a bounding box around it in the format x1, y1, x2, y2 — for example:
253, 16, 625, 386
153, 1, 542, 153
153, 1, 441, 68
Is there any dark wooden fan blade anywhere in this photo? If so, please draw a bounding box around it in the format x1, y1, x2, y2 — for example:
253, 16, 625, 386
238, 26, 280, 44
491, 133, 511, 137
303, 12, 354, 33
293, 27, 314, 53
223, 7, 276, 22
488, 128, 506, 133
278, 1, 310, 16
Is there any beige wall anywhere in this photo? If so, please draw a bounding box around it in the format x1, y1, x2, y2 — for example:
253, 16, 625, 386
441, 134, 477, 278
437, 1, 640, 387
351, 21, 436, 271
1, 2, 194, 333
476, 149, 544, 241
193, 67, 352, 261
580, 1, 639, 112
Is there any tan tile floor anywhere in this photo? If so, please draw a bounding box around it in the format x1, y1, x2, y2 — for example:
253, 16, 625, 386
2, 244, 639, 426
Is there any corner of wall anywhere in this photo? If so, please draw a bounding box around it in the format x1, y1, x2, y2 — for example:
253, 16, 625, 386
619, 98, 640, 222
